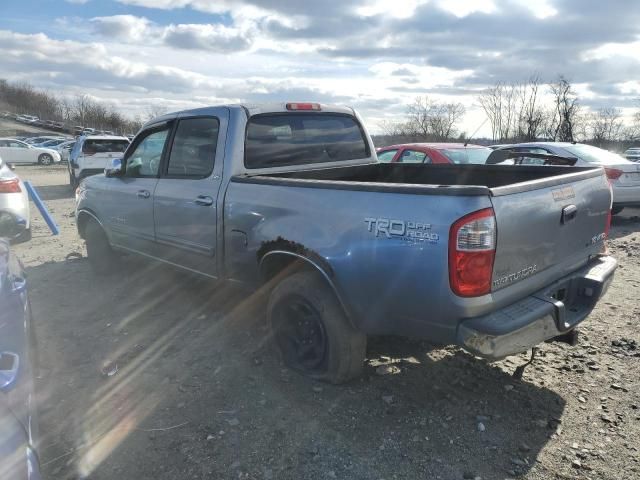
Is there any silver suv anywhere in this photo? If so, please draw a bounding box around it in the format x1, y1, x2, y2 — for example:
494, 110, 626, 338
68, 135, 130, 188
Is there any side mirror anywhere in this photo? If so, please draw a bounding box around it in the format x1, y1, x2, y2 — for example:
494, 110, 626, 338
105, 157, 123, 177
0, 211, 28, 243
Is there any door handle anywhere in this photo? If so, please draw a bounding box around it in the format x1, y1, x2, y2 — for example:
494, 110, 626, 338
137, 190, 151, 199
194, 195, 214, 206
561, 204, 577, 224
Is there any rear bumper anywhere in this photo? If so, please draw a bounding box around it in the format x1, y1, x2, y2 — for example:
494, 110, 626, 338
612, 184, 640, 204
456, 255, 617, 359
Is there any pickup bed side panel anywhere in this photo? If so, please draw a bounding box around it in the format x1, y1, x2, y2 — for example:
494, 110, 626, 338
223, 180, 492, 342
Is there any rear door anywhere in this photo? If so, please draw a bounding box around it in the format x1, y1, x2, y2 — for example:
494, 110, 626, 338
490, 170, 611, 293
152, 111, 228, 277
105, 124, 171, 253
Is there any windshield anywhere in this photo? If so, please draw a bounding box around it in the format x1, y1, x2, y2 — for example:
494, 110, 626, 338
245, 113, 369, 168
562, 144, 628, 165
440, 147, 491, 164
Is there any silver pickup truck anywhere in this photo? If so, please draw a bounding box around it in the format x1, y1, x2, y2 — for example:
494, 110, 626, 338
75, 103, 617, 383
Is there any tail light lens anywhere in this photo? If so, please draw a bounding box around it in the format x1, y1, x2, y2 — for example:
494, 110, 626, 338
449, 208, 496, 297
605, 168, 623, 180
0, 178, 21, 193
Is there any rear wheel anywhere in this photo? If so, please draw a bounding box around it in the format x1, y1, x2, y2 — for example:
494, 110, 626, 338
38, 153, 53, 165
267, 271, 366, 384
84, 219, 118, 275
611, 205, 624, 215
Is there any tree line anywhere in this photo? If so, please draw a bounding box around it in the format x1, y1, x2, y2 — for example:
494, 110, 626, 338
378, 75, 640, 150
0, 79, 165, 135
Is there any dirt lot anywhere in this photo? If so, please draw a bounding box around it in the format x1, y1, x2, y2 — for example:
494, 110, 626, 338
11, 165, 640, 480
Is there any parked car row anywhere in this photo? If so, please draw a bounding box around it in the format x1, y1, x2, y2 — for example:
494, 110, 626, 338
1, 111, 133, 138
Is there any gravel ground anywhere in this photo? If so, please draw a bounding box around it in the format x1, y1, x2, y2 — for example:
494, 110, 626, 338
11, 165, 640, 480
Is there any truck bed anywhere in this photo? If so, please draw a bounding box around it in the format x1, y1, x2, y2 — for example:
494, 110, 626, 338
233, 163, 604, 196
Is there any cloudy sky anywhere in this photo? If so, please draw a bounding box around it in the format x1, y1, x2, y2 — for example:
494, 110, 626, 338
0, 0, 639, 135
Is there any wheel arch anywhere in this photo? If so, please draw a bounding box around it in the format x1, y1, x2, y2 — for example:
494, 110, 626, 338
76, 208, 104, 239
258, 242, 356, 329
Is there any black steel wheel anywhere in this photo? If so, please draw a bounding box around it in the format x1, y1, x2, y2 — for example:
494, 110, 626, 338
272, 294, 328, 372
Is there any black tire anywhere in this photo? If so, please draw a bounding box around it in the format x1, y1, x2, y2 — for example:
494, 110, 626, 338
267, 271, 366, 384
12, 226, 31, 244
38, 154, 53, 166
611, 206, 624, 215
85, 219, 118, 275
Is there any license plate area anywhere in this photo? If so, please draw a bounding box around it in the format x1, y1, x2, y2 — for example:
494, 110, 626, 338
537, 276, 604, 332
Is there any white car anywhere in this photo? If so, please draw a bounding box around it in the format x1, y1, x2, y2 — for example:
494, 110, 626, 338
55, 140, 76, 162
68, 135, 130, 187
0, 156, 30, 242
16, 115, 38, 124
0, 138, 62, 165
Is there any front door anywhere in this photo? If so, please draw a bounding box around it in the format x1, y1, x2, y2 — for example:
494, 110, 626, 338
105, 124, 171, 254
153, 112, 228, 277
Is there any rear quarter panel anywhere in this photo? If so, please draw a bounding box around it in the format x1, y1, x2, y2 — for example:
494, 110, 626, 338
224, 180, 492, 341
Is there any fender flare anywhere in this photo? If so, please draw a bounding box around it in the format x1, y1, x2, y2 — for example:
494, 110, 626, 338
259, 250, 357, 329
76, 208, 104, 239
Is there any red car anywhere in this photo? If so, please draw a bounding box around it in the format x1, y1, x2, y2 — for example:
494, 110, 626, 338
376, 143, 492, 165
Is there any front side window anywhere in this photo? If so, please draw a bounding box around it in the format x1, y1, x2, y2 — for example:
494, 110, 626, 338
377, 149, 398, 162
245, 113, 369, 169
124, 129, 169, 178
166, 117, 219, 178
9, 141, 27, 148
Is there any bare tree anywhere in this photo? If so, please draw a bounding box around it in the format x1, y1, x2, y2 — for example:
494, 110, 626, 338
145, 105, 168, 122
590, 107, 624, 145
515, 75, 546, 141
549, 76, 580, 142
478, 82, 517, 141
405, 96, 465, 141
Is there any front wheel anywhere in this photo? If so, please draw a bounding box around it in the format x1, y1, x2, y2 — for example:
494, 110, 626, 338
38, 154, 53, 165
267, 271, 366, 384
84, 219, 118, 275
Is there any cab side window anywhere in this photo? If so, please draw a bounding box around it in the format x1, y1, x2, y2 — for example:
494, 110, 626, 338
166, 117, 219, 178
399, 149, 428, 163
124, 127, 170, 178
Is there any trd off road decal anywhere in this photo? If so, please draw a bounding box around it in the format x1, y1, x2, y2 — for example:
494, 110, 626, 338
365, 217, 439, 244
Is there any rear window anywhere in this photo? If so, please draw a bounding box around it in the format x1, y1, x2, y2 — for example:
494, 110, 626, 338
82, 139, 129, 154
245, 113, 369, 169
440, 148, 491, 165
562, 144, 627, 165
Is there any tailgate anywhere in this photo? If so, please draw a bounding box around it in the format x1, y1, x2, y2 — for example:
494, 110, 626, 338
490, 169, 611, 292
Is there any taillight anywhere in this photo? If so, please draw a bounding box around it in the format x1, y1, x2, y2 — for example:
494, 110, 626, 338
449, 208, 496, 297
605, 168, 623, 180
286, 102, 321, 111
0, 178, 21, 193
